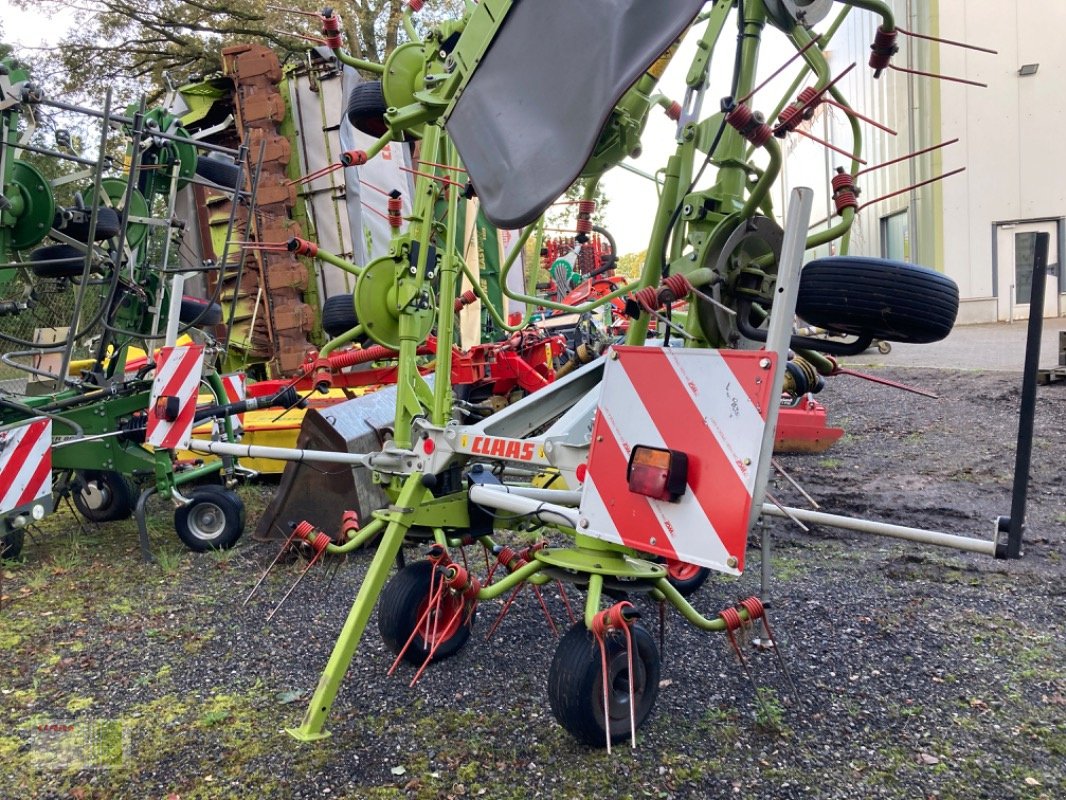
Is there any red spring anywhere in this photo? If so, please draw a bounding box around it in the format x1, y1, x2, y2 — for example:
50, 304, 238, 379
311, 357, 332, 391
292, 520, 317, 540
444, 564, 481, 603
726, 104, 773, 148
320, 11, 342, 49
407, 0, 425, 11
665, 100, 682, 121
287, 237, 318, 258
797, 86, 820, 107
453, 289, 478, 312
426, 544, 452, 568
775, 103, 803, 134
591, 601, 636, 637
662, 273, 691, 302
387, 194, 403, 228
575, 200, 596, 236
718, 606, 744, 632
830, 170, 859, 215
869, 27, 899, 73
630, 285, 661, 311
738, 596, 765, 622
495, 546, 528, 572
310, 531, 331, 554
340, 150, 368, 167
341, 509, 360, 533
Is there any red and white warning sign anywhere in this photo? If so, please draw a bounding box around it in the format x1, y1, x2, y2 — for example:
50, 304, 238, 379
146, 345, 205, 450
220, 372, 247, 434
0, 418, 52, 516
578, 346, 776, 576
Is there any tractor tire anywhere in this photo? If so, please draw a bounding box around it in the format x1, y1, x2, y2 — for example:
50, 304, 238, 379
173, 487, 244, 552
346, 81, 390, 138
378, 559, 475, 666
72, 470, 136, 523
195, 156, 243, 190
548, 620, 661, 746
29, 244, 89, 279
320, 293, 360, 338
179, 295, 224, 326
796, 256, 959, 344
1, 529, 24, 561
663, 558, 711, 597
63, 206, 121, 242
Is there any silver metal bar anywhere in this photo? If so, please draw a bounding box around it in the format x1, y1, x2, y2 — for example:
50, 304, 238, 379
185, 438, 408, 469
468, 485, 580, 529
760, 504, 997, 556
474, 485, 583, 506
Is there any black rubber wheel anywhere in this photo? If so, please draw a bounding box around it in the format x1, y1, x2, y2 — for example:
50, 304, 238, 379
195, 156, 243, 189
379, 559, 475, 666
1, 529, 24, 561
184, 483, 247, 530
663, 558, 711, 597
548, 620, 661, 747
29, 244, 90, 278
796, 256, 959, 344
346, 81, 390, 138
173, 487, 244, 552
320, 293, 359, 338
62, 206, 121, 242
72, 470, 136, 523
179, 295, 224, 326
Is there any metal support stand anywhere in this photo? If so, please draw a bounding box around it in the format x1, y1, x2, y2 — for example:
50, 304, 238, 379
997, 231, 1050, 559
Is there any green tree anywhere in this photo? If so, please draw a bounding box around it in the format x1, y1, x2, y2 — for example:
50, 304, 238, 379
13, 1, 461, 102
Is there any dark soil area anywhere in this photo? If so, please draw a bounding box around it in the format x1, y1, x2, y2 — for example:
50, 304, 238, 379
1, 366, 1063, 800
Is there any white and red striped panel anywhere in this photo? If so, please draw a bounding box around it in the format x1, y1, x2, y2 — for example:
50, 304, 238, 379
578, 346, 776, 576
220, 373, 246, 433
146, 345, 205, 450
0, 419, 52, 515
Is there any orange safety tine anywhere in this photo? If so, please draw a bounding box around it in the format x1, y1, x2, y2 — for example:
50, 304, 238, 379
858, 167, 966, 212
897, 27, 997, 55
822, 98, 897, 135
855, 138, 959, 177
889, 63, 987, 89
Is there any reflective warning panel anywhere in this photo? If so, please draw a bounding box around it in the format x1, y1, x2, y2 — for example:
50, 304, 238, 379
578, 346, 776, 575
146, 345, 205, 450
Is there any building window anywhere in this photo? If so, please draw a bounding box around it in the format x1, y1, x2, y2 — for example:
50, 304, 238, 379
881, 211, 910, 262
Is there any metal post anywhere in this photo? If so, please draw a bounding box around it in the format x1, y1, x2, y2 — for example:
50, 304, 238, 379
998, 231, 1049, 559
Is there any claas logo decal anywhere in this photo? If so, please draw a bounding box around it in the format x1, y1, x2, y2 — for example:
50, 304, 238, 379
460, 435, 540, 462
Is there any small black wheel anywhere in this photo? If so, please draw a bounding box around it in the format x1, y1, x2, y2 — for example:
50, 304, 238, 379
173, 487, 244, 552
185, 483, 247, 530
796, 256, 959, 344
320, 293, 360, 338
379, 559, 475, 666
72, 470, 136, 523
346, 81, 389, 138
548, 620, 661, 746
195, 156, 243, 189
61, 206, 121, 242
1, 529, 24, 561
663, 558, 711, 597
876, 340, 892, 355
179, 295, 224, 326
29, 244, 90, 278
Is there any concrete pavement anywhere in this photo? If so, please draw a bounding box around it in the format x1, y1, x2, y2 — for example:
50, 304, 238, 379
840, 316, 1066, 372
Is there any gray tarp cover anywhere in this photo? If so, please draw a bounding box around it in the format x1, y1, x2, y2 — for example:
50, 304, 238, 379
446, 0, 705, 229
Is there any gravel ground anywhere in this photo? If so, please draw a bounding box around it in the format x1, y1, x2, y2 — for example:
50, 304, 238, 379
1, 364, 1063, 800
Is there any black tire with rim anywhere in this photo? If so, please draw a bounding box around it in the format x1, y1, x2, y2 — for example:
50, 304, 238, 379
663, 558, 711, 597
178, 296, 224, 326
62, 206, 121, 242
195, 156, 243, 189
186, 483, 247, 530
378, 559, 475, 666
29, 244, 90, 279
548, 620, 661, 746
796, 256, 959, 344
1, 529, 24, 561
320, 293, 360, 338
72, 470, 136, 523
173, 486, 244, 552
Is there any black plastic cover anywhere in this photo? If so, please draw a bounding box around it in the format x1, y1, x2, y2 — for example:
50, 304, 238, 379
446, 0, 704, 229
